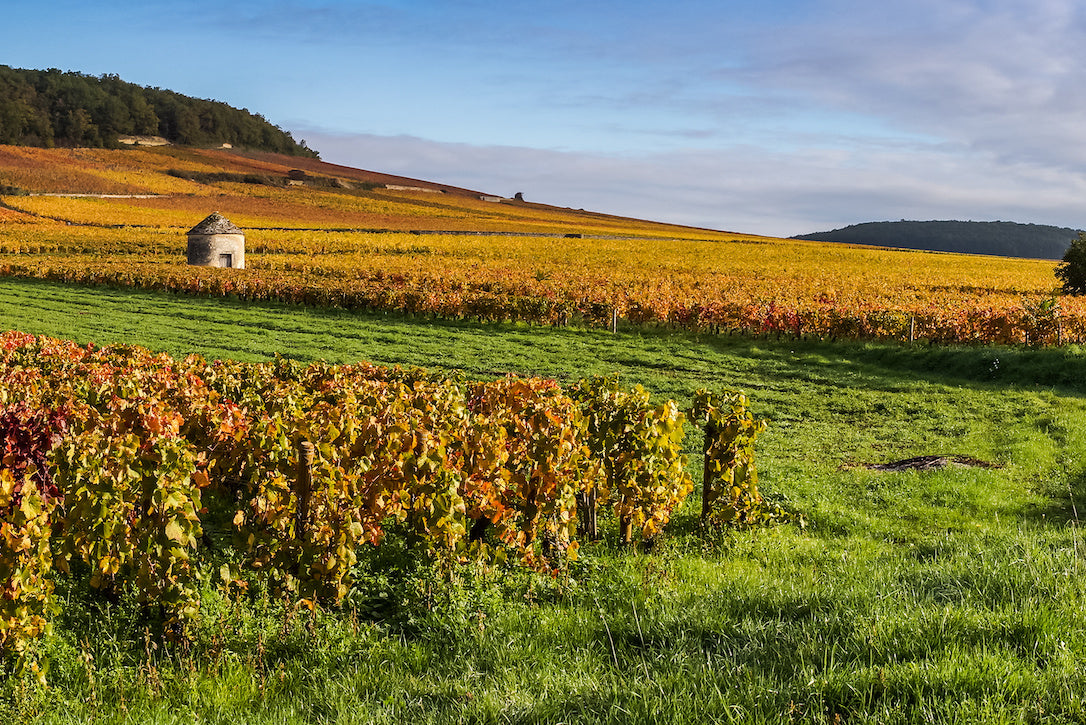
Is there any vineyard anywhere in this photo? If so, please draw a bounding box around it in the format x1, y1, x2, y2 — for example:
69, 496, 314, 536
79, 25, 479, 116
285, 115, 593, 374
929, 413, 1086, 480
0, 144, 1076, 346
6, 144, 1086, 721
0, 330, 780, 673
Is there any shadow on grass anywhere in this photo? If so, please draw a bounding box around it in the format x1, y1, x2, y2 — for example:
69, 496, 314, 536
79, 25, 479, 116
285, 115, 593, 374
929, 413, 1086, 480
4, 276, 1084, 397
1030, 466, 1086, 526
695, 332, 1086, 397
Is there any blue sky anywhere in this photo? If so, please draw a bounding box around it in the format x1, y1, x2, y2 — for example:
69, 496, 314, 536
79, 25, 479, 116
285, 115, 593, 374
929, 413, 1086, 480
4, 0, 1086, 237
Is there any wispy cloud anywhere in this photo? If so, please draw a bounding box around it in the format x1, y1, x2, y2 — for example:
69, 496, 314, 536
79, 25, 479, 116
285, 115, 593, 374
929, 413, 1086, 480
302, 128, 1086, 237
740, 0, 1086, 165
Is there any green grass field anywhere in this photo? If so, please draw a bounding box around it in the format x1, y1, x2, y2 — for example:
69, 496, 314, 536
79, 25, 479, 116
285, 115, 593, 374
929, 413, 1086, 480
3, 277, 1086, 724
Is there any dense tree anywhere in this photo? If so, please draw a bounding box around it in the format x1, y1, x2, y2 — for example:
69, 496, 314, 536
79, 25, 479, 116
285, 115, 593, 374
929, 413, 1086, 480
0, 65, 318, 157
1056, 232, 1086, 295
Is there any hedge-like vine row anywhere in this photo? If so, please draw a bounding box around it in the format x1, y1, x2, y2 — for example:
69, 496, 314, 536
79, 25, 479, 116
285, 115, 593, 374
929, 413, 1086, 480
0, 331, 779, 664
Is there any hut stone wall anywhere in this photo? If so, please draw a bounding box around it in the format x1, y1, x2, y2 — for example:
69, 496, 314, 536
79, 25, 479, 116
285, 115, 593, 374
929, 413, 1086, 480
186, 233, 245, 268
186, 212, 245, 269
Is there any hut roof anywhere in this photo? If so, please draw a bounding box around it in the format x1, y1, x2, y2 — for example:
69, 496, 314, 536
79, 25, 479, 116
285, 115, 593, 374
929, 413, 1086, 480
188, 212, 242, 235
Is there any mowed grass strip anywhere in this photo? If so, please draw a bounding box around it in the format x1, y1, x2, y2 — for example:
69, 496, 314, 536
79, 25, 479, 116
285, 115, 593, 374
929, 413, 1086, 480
4, 277, 1086, 724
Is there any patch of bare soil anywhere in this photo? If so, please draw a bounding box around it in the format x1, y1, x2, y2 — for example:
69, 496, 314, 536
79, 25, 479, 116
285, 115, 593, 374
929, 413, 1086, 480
857, 455, 1003, 472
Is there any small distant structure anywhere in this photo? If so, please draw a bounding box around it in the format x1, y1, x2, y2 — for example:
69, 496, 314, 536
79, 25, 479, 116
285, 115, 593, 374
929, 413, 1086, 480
479, 195, 503, 203
187, 212, 245, 269
287, 169, 307, 186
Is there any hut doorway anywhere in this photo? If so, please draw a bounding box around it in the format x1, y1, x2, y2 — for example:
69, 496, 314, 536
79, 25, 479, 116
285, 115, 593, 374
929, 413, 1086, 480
219, 253, 234, 268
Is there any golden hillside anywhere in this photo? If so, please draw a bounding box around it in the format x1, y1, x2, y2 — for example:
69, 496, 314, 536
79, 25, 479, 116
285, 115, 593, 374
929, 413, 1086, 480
0, 144, 1070, 345
0, 145, 764, 240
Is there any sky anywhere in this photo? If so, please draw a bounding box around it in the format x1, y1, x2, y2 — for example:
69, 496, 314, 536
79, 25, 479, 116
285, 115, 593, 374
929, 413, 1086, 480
3, 0, 1086, 237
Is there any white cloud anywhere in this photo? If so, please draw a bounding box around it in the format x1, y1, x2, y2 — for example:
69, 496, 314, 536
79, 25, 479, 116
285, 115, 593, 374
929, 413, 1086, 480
740, 0, 1086, 168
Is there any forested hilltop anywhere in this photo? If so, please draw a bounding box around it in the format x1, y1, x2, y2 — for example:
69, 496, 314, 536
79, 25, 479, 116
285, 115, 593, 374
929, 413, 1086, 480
794, 220, 1081, 260
0, 65, 317, 157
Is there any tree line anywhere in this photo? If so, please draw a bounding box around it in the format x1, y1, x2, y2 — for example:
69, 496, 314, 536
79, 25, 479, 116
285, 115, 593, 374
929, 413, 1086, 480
793, 220, 1081, 260
0, 65, 318, 157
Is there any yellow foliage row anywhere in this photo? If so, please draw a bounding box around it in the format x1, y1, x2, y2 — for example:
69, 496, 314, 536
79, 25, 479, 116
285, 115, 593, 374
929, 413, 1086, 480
247, 230, 1060, 313
0, 233, 1073, 344
0, 222, 1066, 315
0, 224, 178, 254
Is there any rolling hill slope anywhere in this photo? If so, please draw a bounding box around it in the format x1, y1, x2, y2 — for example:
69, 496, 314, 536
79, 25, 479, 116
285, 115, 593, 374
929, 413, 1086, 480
0, 144, 753, 238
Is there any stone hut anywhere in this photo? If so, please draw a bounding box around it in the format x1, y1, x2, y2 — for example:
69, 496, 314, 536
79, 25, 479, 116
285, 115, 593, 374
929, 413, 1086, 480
187, 212, 245, 269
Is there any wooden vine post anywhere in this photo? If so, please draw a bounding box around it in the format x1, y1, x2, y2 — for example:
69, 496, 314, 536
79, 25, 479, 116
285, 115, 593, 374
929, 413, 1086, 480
701, 418, 717, 519
577, 487, 599, 541
295, 439, 315, 538
619, 505, 633, 547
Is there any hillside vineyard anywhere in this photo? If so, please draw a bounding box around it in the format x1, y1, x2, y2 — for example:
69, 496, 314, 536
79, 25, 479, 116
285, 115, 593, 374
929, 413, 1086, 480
0, 144, 1074, 345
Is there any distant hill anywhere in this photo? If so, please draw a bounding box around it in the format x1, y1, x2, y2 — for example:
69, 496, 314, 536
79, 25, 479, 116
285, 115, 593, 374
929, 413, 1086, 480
0, 65, 317, 157
793, 220, 1081, 260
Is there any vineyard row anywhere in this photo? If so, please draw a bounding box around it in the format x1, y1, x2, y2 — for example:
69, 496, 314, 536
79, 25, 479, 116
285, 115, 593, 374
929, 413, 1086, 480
0, 256, 1077, 346
0, 331, 778, 666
